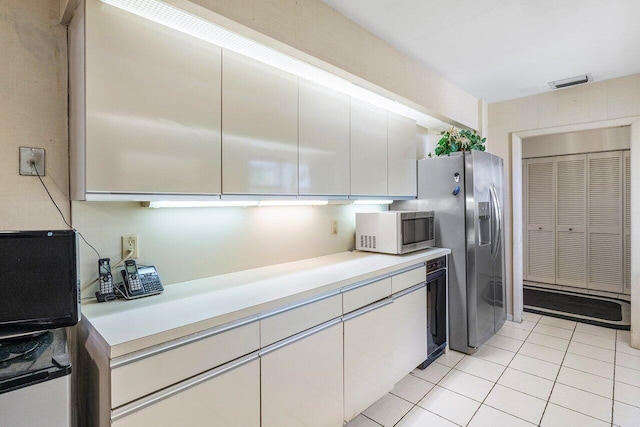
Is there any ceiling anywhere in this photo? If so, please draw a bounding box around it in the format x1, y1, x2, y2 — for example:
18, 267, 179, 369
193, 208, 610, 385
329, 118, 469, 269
322, 0, 640, 103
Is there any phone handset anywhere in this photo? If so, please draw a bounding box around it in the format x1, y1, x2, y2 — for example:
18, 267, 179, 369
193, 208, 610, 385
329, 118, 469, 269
95, 258, 115, 302
122, 259, 143, 295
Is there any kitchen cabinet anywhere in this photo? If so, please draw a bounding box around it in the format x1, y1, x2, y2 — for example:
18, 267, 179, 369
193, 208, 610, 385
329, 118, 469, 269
70, 0, 222, 199
110, 320, 259, 408
391, 285, 427, 384
112, 355, 260, 427
343, 298, 396, 423
260, 292, 342, 347
298, 80, 351, 196
222, 50, 298, 195
350, 99, 388, 196
387, 112, 417, 197
261, 321, 343, 427
79, 251, 447, 427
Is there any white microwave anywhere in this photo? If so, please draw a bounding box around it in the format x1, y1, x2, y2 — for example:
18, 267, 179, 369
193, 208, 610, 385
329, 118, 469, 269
355, 211, 435, 254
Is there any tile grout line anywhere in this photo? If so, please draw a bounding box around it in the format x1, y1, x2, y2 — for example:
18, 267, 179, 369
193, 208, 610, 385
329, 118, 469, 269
461, 316, 540, 426
611, 331, 618, 426
537, 317, 576, 426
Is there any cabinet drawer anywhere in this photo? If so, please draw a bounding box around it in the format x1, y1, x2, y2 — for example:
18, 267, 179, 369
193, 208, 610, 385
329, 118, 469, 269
260, 293, 342, 347
343, 277, 391, 314
111, 319, 259, 408
391, 265, 426, 294
112, 355, 260, 427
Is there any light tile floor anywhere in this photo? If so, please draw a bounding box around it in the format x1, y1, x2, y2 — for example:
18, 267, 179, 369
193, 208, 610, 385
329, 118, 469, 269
347, 313, 640, 426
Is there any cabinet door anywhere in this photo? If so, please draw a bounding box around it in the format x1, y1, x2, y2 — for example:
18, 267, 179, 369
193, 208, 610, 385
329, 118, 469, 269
261, 321, 343, 427
350, 100, 388, 196
387, 112, 417, 197
391, 286, 427, 384
299, 80, 350, 196
525, 158, 556, 283
556, 155, 587, 288
343, 299, 395, 423
112, 356, 260, 427
222, 50, 298, 195
624, 151, 631, 295
84, 0, 221, 194
588, 152, 623, 293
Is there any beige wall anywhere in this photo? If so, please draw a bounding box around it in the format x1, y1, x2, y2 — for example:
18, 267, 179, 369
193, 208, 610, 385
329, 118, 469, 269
489, 74, 640, 341
0, 0, 69, 230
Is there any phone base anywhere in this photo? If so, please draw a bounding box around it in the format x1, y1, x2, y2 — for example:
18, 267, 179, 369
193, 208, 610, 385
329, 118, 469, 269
95, 292, 116, 303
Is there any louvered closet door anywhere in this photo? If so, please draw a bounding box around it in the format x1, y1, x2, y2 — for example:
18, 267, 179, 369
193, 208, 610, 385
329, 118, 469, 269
624, 151, 631, 295
588, 152, 623, 293
525, 158, 556, 283
556, 155, 587, 288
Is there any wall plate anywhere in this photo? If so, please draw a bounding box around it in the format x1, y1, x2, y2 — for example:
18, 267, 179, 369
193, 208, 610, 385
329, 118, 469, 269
19, 147, 45, 176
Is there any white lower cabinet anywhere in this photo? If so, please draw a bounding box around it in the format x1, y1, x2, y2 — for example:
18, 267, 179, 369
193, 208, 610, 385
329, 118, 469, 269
261, 320, 344, 427
112, 354, 260, 427
391, 285, 427, 384
343, 299, 396, 423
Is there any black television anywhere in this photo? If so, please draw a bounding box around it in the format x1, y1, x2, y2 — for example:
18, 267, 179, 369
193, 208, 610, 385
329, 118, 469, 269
0, 230, 80, 339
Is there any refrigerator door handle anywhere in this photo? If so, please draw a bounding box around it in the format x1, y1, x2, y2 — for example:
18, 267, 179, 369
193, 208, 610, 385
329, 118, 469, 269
490, 185, 502, 259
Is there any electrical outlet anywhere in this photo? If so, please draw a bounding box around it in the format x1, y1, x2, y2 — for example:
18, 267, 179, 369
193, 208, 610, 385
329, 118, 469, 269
331, 220, 338, 235
122, 235, 139, 259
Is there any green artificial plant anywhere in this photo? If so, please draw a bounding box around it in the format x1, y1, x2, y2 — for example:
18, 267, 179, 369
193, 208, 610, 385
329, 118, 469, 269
433, 127, 486, 156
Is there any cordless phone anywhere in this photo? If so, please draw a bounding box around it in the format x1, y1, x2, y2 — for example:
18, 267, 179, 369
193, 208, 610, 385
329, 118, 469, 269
122, 259, 143, 295
95, 258, 115, 302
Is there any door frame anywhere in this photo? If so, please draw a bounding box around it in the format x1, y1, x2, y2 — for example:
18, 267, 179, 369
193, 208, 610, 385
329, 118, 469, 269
511, 117, 640, 329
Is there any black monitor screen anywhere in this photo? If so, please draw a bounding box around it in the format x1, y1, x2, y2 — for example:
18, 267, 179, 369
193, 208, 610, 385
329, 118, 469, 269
0, 230, 79, 337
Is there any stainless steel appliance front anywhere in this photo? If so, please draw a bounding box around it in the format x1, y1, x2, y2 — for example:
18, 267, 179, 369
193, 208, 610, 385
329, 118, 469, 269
394, 151, 506, 353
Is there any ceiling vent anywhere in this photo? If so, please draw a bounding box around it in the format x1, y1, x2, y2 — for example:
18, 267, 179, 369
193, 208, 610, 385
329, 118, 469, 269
549, 74, 593, 89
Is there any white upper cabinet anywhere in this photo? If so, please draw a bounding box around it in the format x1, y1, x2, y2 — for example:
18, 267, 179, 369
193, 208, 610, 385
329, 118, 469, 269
222, 50, 298, 195
350, 100, 388, 196
298, 80, 350, 196
72, 0, 222, 198
387, 112, 417, 197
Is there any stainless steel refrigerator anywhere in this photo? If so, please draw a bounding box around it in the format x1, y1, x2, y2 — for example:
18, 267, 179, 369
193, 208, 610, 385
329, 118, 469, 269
394, 150, 507, 353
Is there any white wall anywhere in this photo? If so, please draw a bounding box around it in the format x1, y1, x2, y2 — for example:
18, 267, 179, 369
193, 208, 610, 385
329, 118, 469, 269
489, 74, 640, 345
0, 0, 69, 230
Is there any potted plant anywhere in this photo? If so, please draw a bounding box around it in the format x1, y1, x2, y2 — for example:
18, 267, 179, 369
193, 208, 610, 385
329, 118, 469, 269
430, 127, 486, 157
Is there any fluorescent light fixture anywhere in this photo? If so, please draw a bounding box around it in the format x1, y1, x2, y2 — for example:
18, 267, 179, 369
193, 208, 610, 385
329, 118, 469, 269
258, 200, 328, 207
99, 0, 447, 129
549, 74, 593, 89
352, 199, 394, 205
146, 200, 259, 208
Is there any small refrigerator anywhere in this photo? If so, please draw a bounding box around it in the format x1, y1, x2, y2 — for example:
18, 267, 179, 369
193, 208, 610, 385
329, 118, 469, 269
0, 328, 72, 426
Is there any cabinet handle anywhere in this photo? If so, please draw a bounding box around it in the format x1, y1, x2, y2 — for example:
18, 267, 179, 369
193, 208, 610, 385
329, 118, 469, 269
111, 314, 259, 369
259, 318, 342, 356
341, 273, 391, 293
111, 352, 260, 422
392, 282, 427, 299
342, 298, 394, 322
538, 227, 542, 230
569, 228, 573, 231
259, 288, 341, 320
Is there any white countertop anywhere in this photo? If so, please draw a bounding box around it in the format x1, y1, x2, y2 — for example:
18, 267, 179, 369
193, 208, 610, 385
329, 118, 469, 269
81, 248, 450, 358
